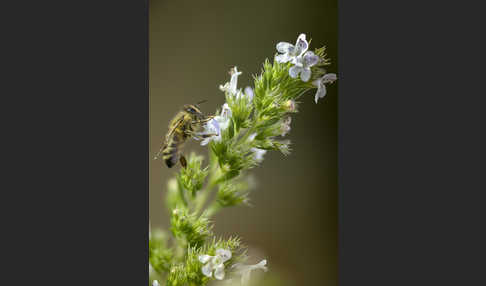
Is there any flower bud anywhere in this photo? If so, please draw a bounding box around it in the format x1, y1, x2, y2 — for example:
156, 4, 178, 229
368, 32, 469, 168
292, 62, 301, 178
283, 100, 296, 112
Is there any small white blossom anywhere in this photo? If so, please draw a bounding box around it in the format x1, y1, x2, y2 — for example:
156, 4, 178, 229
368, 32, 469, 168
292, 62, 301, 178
232, 260, 268, 285
220, 67, 242, 96
152, 280, 160, 286
220, 67, 254, 106
216, 103, 233, 131
312, 73, 337, 103
199, 103, 232, 145
199, 118, 221, 146
275, 33, 308, 64
289, 51, 319, 82
199, 248, 232, 280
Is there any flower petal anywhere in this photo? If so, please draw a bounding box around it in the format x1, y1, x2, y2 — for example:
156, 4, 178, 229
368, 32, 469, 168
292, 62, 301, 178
244, 86, 254, 101
152, 280, 160, 286
214, 265, 225, 280
199, 255, 212, 263
219, 83, 230, 93
303, 51, 319, 67
275, 53, 291, 63
220, 103, 232, 119
216, 248, 232, 262
210, 118, 221, 135
291, 54, 304, 66
215, 117, 229, 132
315, 84, 327, 103
322, 73, 338, 83
294, 33, 308, 56
202, 263, 213, 277
229, 71, 240, 94
300, 68, 311, 82
252, 259, 268, 272
289, 66, 302, 78
276, 42, 293, 53
275, 54, 287, 63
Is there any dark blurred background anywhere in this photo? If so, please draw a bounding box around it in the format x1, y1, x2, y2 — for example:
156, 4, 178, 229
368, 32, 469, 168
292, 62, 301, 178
149, 0, 337, 285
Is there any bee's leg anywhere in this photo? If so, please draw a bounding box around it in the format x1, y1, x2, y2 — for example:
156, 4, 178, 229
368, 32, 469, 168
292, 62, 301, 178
194, 116, 215, 124
179, 155, 187, 168
199, 133, 218, 138
184, 129, 218, 142
184, 130, 198, 139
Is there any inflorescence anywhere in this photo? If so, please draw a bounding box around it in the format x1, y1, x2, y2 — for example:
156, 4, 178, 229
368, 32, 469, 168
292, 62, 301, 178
150, 33, 337, 286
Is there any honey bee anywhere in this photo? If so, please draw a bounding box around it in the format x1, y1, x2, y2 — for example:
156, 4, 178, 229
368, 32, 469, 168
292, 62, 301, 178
154, 102, 215, 168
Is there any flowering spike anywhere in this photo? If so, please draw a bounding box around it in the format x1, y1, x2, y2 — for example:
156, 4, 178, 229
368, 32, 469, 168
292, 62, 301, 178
151, 33, 336, 286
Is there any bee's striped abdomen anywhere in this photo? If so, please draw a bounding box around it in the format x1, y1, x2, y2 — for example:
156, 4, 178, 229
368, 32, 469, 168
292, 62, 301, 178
162, 130, 185, 168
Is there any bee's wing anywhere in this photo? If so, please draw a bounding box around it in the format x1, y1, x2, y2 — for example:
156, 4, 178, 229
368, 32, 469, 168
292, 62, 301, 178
155, 116, 185, 160
165, 116, 185, 141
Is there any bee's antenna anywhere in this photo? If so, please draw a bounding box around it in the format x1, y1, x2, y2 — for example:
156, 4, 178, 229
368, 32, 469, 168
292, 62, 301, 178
196, 99, 208, 105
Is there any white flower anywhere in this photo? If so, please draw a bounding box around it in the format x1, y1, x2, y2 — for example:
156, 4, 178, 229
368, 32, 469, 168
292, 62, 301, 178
199, 248, 232, 280
275, 33, 308, 64
199, 118, 221, 146
289, 51, 319, 82
220, 67, 242, 96
251, 148, 267, 163
152, 280, 160, 286
220, 67, 254, 105
232, 260, 268, 285
312, 73, 337, 103
216, 103, 232, 131
199, 103, 233, 145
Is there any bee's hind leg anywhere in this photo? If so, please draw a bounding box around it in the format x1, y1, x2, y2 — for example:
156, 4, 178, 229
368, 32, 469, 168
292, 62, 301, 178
199, 133, 218, 139
179, 155, 187, 169
194, 116, 215, 124
185, 130, 217, 141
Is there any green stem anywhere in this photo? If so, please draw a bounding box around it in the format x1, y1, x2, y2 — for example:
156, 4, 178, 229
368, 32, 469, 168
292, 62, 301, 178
177, 179, 188, 207
194, 152, 220, 215
205, 202, 222, 217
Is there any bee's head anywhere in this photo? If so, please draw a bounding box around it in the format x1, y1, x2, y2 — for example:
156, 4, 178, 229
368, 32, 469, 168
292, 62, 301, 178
183, 104, 204, 119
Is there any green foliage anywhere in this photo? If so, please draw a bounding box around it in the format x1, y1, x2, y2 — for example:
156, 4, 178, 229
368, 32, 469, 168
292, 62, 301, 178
204, 236, 246, 263
225, 93, 253, 132
216, 179, 251, 208
150, 230, 173, 274
176, 153, 209, 198
170, 208, 212, 249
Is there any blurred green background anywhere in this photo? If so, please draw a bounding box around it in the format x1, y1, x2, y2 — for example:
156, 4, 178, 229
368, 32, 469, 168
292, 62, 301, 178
149, 0, 337, 285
